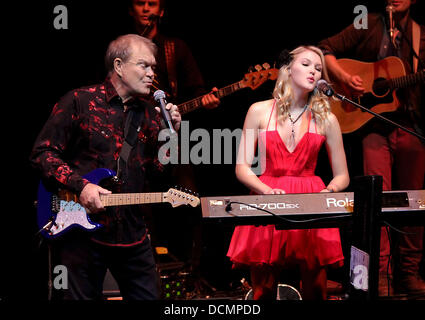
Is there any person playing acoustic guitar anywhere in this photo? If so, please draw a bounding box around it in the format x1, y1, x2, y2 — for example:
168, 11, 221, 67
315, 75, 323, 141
30, 34, 181, 300
319, 0, 425, 297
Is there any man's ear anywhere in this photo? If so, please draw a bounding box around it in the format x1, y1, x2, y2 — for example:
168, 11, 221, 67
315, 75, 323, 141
114, 58, 124, 77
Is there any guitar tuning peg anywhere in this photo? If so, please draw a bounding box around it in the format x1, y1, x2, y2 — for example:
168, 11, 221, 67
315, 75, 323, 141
248, 66, 255, 73
254, 64, 262, 72
262, 63, 270, 70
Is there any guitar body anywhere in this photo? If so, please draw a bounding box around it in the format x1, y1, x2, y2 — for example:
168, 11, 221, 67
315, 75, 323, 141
330, 56, 407, 133
37, 168, 116, 239
36, 168, 200, 239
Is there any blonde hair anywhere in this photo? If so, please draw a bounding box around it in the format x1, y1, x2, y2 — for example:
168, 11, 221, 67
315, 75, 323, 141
272, 45, 331, 129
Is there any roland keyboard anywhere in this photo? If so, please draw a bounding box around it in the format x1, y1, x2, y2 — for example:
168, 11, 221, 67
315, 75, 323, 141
200, 190, 425, 226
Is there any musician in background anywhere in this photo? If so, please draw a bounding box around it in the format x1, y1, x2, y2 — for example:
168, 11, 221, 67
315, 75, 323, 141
227, 46, 350, 300
30, 34, 181, 300
127, 0, 220, 281
319, 0, 425, 296
128, 0, 220, 109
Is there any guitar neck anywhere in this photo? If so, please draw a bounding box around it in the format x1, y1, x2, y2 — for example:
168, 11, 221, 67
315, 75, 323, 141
100, 192, 164, 207
178, 81, 243, 115
389, 70, 425, 89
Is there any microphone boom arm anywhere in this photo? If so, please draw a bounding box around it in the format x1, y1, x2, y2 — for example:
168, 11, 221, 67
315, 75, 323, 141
332, 91, 425, 142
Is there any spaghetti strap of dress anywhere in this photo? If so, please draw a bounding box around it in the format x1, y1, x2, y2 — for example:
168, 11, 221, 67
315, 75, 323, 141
266, 100, 276, 131
313, 111, 318, 133
270, 103, 314, 134
307, 109, 312, 132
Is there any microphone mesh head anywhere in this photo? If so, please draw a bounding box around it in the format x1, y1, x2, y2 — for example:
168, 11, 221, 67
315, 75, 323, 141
153, 90, 166, 102
316, 79, 327, 87
316, 79, 333, 97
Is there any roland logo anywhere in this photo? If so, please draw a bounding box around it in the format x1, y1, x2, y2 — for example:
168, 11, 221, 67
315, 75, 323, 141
326, 197, 354, 208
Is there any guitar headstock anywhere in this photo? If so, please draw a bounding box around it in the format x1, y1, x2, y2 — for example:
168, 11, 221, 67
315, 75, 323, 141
163, 188, 200, 208
241, 63, 279, 90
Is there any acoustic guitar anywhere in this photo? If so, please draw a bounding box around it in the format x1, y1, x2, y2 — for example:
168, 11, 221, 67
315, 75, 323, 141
329, 56, 424, 133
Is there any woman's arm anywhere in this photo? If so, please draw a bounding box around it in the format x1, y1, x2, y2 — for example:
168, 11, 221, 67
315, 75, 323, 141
235, 101, 284, 194
322, 113, 350, 192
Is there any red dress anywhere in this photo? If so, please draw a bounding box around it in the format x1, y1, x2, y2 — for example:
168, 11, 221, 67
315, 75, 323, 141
227, 102, 344, 269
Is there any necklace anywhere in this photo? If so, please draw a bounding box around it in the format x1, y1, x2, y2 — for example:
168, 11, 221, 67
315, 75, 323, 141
288, 104, 308, 141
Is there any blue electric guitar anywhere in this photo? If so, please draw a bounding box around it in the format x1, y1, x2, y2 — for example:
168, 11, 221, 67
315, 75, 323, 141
37, 168, 200, 239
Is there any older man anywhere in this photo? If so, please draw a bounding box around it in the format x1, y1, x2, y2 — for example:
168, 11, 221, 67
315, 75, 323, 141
31, 34, 181, 300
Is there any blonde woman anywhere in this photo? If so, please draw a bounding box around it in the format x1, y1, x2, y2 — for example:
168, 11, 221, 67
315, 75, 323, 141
227, 46, 349, 300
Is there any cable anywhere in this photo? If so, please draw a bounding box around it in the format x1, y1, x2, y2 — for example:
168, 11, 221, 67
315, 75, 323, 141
47, 243, 53, 301
225, 201, 351, 225
385, 225, 392, 296
382, 220, 419, 235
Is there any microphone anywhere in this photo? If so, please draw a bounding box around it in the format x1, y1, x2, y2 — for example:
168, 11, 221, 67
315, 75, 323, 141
140, 14, 158, 36
316, 79, 334, 97
148, 14, 159, 21
153, 90, 176, 134
386, 5, 395, 41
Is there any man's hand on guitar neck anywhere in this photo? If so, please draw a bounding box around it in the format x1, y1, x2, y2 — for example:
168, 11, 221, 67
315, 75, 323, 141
201, 87, 220, 109
79, 183, 111, 213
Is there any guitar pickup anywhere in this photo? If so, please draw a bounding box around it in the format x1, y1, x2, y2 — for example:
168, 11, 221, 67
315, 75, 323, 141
51, 194, 60, 213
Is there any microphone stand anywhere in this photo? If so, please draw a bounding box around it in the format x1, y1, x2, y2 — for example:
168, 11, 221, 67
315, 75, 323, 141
330, 91, 425, 142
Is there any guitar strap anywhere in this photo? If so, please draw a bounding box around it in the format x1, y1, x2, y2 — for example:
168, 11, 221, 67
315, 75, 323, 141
164, 39, 178, 98
412, 20, 420, 73
117, 105, 146, 180
409, 20, 424, 140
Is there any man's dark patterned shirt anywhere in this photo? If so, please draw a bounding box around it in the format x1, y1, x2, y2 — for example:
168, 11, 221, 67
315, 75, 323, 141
30, 78, 165, 245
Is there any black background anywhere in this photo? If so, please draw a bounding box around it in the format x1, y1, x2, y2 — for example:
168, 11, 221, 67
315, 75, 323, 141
3, 0, 425, 301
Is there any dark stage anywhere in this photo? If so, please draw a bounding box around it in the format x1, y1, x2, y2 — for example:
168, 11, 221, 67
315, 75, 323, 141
3, 0, 425, 304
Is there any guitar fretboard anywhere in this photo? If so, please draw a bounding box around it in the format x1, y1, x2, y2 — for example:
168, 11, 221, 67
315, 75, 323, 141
178, 81, 243, 115
389, 70, 425, 89
100, 192, 164, 207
